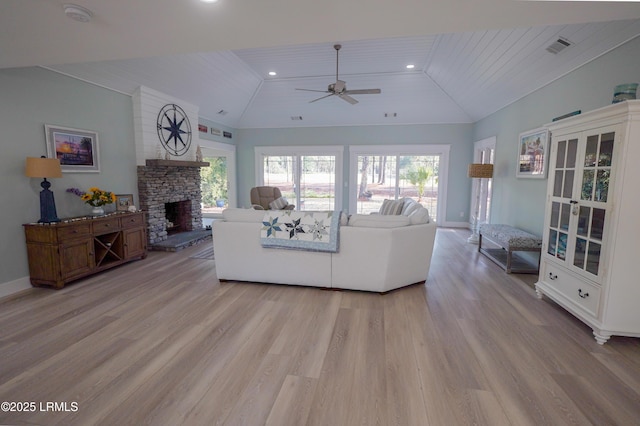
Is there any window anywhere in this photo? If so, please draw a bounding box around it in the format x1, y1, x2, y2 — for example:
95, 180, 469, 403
350, 145, 450, 222
256, 146, 343, 211
472, 137, 495, 225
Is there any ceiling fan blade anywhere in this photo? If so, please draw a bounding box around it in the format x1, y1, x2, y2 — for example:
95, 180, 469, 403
343, 89, 381, 95
338, 94, 358, 105
310, 93, 335, 103
296, 88, 331, 93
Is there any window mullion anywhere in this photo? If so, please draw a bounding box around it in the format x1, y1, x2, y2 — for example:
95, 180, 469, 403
394, 155, 401, 200
295, 155, 302, 209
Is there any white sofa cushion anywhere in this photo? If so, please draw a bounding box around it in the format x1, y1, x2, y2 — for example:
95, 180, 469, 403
409, 207, 430, 224
398, 197, 431, 224
401, 198, 421, 216
222, 208, 266, 222
348, 214, 410, 228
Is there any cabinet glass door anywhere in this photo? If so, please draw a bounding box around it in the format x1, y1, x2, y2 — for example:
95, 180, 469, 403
547, 137, 578, 262
572, 131, 614, 277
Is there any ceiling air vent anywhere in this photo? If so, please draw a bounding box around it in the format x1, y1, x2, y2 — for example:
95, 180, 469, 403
546, 37, 572, 54
291, 116, 303, 121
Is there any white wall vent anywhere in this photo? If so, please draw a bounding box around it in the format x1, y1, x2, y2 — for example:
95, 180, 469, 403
291, 116, 303, 121
546, 37, 572, 54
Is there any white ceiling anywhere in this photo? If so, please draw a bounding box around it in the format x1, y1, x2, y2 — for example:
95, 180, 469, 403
3, 1, 640, 128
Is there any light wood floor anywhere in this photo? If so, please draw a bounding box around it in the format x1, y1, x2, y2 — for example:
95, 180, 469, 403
1, 228, 639, 425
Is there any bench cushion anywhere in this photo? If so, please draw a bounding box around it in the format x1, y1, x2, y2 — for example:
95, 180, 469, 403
479, 224, 541, 250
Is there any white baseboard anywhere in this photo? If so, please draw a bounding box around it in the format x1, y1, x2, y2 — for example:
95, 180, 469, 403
0, 276, 32, 299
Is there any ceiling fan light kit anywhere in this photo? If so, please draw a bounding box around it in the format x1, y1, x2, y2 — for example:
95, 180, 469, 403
296, 44, 381, 105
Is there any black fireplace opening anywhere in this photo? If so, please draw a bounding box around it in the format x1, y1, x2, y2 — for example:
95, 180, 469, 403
165, 200, 192, 235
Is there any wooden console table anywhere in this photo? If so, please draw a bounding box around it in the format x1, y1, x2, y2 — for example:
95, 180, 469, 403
23, 211, 147, 289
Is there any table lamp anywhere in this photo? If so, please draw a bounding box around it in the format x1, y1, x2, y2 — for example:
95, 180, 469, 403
25, 156, 63, 223
467, 163, 493, 244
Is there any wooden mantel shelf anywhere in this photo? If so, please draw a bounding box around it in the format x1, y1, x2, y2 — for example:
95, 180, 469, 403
145, 159, 210, 168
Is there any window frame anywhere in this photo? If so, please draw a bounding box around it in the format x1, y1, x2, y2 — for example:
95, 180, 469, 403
348, 144, 450, 220
254, 145, 344, 211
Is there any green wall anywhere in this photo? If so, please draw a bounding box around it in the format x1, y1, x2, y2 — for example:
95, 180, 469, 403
473, 35, 640, 235
0, 67, 136, 287
236, 124, 474, 219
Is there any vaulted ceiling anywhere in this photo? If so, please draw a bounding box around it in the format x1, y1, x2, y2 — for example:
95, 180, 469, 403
3, 1, 640, 128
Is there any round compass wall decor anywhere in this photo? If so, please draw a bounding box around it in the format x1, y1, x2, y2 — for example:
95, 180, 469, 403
156, 103, 192, 156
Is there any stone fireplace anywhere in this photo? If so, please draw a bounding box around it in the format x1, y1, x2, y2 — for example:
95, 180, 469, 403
137, 159, 209, 245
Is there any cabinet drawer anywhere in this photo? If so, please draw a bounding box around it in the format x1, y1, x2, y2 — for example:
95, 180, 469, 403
57, 223, 91, 240
92, 217, 120, 234
541, 260, 601, 317
121, 213, 144, 229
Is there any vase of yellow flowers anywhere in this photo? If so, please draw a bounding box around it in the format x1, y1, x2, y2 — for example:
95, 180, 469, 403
67, 187, 116, 216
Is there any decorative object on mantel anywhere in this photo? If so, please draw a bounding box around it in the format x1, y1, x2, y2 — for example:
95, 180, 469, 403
45, 124, 100, 172
195, 145, 203, 162
612, 83, 637, 103
156, 103, 192, 156
165, 150, 171, 160
156, 143, 163, 159
67, 186, 116, 216
467, 163, 493, 244
516, 127, 549, 179
25, 156, 63, 223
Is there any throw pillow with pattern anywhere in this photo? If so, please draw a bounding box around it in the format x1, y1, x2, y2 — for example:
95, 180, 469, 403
379, 199, 404, 215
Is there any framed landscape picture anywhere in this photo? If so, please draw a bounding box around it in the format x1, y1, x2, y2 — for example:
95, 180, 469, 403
516, 127, 549, 179
45, 124, 100, 172
116, 194, 134, 211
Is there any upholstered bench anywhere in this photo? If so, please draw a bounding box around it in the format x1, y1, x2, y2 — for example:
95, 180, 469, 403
478, 224, 542, 274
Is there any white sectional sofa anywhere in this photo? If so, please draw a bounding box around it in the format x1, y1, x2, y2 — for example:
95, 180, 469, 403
212, 199, 437, 292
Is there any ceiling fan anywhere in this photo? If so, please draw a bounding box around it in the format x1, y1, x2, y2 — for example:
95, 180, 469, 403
296, 44, 381, 105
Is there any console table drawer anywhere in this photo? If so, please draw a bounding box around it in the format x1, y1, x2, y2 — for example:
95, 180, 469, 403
542, 261, 600, 317
92, 217, 120, 234
121, 213, 145, 228
57, 223, 91, 239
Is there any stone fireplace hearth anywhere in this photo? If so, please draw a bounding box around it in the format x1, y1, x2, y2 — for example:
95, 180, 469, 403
137, 159, 209, 245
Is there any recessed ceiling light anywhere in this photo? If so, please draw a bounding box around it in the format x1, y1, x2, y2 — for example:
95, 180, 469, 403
268, 71, 277, 76
200, 0, 220, 3
406, 64, 415, 69
63, 4, 93, 22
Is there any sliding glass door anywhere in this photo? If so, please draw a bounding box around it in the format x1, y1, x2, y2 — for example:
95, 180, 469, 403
256, 146, 343, 211
350, 145, 449, 222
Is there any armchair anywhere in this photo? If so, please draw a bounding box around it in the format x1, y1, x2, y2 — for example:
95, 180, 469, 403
250, 186, 295, 210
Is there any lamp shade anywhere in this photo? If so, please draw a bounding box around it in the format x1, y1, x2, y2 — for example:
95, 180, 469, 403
25, 157, 62, 178
468, 163, 493, 179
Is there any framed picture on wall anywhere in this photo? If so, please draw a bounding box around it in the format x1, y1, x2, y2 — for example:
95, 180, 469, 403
45, 124, 100, 172
516, 127, 549, 179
